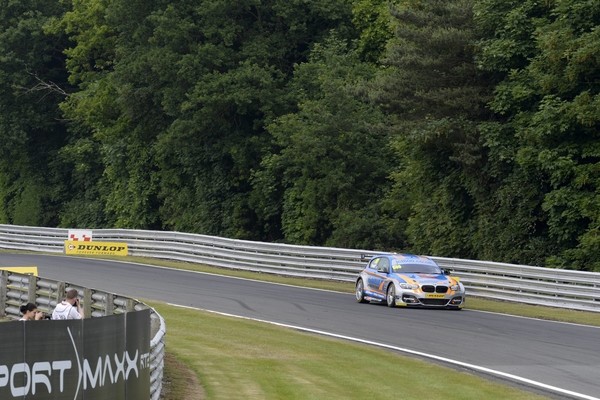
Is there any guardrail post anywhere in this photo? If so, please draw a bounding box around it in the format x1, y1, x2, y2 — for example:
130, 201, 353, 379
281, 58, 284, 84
0, 270, 6, 317
28, 275, 37, 303
126, 298, 135, 312
105, 292, 114, 315
83, 288, 92, 318
56, 281, 65, 304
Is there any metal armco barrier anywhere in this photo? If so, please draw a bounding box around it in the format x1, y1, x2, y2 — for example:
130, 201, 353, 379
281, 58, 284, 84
0, 224, 599, 313
0, 269, 165, 400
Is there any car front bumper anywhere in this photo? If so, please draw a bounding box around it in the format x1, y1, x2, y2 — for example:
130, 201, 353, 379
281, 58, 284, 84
394, 292, 465, 308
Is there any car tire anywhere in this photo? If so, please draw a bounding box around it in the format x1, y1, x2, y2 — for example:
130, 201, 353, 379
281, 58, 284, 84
355, 279, 368, 303
386, 285, 396, 308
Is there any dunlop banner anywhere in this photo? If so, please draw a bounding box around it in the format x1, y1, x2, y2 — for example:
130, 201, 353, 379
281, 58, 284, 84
64, 241, 128, 256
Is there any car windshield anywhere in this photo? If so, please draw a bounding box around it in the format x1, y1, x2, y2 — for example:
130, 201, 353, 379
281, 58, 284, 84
391, 262, 442, 274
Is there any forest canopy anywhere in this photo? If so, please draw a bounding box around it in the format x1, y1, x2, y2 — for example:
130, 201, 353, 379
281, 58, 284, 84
1, 0, 598, 271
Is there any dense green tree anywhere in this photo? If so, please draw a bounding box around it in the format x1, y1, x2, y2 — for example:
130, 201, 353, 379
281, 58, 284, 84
465, 0, 558, 265
253, 36, 399, 248
152, 0, 354, 237
3, 0, 598, 273
352, 0, 396, 63
52, 0, 167, 228
0, 0, 71, 226
48, 0, 356, 235
476, 0, 600, 270
375, 0, 492, 257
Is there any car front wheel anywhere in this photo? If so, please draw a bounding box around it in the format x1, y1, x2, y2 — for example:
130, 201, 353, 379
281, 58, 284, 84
386, 285, 396, 308
355, 279, 368, 303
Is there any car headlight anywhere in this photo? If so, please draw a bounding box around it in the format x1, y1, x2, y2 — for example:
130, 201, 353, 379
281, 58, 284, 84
450, 284, 460, 291
399, 283, 419, 290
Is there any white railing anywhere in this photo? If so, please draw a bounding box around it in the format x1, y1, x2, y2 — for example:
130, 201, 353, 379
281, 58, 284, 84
0, 224, 599, 312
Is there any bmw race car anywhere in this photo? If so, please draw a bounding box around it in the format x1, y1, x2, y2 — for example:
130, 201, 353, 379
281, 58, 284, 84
355, 254, 465, 309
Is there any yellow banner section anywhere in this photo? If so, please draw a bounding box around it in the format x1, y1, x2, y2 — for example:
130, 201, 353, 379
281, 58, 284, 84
64, 241, 128, 256
0, 266, 38, 276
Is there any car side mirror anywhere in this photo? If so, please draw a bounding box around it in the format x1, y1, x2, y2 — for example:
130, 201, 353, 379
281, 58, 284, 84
442, 268, 453, 275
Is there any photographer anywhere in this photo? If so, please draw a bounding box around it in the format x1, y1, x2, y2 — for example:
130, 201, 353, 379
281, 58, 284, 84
51, 288, 84, 320
19, 303, 45, 321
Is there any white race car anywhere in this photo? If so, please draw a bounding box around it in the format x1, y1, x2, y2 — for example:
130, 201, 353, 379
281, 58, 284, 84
355, 253, 465, 309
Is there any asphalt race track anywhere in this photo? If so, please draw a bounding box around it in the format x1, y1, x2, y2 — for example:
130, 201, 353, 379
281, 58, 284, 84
2, 253, 599, 400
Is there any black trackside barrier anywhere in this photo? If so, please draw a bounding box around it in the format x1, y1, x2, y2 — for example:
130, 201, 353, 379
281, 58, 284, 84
0, 309, 150, 400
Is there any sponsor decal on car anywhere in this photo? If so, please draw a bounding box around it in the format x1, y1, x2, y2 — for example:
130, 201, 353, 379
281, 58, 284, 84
425, 294, 446, 298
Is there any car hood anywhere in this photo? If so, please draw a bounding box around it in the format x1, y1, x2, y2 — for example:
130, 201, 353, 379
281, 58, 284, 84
392, 273, 455, 285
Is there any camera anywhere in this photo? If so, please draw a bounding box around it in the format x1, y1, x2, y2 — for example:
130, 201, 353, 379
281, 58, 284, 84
37, 311, 51, 320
